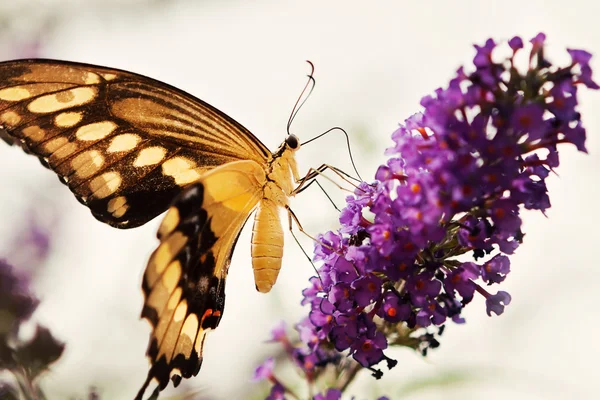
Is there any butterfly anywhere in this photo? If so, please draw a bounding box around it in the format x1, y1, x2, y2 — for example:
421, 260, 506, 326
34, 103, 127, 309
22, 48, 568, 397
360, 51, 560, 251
0, 59, 311, 399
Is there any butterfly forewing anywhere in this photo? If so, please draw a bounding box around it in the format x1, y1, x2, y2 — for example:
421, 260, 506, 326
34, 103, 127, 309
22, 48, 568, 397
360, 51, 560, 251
0, 59, 270, 228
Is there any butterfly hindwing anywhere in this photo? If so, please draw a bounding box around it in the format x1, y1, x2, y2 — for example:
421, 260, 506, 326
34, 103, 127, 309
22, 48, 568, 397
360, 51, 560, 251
137, 160, 267, 397
0, 59, 270, 228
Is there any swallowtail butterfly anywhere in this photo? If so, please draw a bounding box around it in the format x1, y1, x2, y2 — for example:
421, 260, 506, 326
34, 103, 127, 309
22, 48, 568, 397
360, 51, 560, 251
0, 59, 307, 399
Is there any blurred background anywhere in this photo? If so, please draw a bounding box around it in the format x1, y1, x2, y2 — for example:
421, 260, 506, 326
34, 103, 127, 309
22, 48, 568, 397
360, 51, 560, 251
0, 1, 598, 399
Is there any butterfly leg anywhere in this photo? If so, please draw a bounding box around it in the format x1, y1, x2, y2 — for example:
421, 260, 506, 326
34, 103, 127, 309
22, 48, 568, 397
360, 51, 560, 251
285, 205, 319, 242
291, 163, 366, 212
285, 205, 336, 255
292, 163, 361, 196
285, 205, 331, 282
290, 177, 341, 211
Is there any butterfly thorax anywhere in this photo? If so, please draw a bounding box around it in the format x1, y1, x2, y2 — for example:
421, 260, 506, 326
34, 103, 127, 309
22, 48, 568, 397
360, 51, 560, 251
263, 135, 300, 206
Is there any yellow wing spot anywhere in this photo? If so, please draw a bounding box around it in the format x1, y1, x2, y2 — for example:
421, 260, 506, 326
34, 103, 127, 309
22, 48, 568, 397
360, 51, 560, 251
55, 91, 74, 103
158, 207, 180, 239
22, 126, 45, 142
55, 111, 83, 128
162, 156, 202, 185
55, 143, 77, 159
180, 314, 199, 341
107, 196, 129, 218
0, 87, 31, 101
147, 233, 186, 287
158, 300, 187, 362
72, 150, 104, 178
162, 261, 183, 296
45, 137, 77, 159
175, 314, 199, 357
84, 72, 101, 84
145, 275, 175, 327
75, 121, 117, 141
112, 203, 129, 218
90, 171, 121, 199
107, 133, 140, 153
44, 137, 68, 153
153, 287, 182, 343
173, 300, 188, 323
107, 196, 126, 213
133, 146, 167, 167
101, 73, 117, 81
0, 111, 21, 126
27, 87, 97, 114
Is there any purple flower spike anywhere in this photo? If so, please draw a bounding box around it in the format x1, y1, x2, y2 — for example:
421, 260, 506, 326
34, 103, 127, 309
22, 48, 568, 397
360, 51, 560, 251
258, 34, 595, 391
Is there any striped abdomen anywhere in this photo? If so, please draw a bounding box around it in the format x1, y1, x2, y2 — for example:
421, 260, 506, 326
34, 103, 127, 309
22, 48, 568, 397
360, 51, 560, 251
251, 199, 283, 293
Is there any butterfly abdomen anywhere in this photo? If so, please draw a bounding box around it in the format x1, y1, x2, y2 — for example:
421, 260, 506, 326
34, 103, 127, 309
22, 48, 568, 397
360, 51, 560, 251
251, 199, 283, 293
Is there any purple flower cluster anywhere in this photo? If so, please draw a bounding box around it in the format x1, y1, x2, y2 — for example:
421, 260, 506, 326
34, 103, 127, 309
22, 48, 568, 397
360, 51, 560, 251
295, 33, 597, 375
252, 344, 389, 400
252, 33, 596, 399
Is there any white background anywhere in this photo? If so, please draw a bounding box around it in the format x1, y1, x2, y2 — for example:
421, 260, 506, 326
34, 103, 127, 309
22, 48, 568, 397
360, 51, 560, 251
0, 1, 598, 399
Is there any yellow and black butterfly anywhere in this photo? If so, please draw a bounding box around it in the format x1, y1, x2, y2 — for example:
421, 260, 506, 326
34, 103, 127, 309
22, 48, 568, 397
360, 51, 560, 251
0, 59, 312, 398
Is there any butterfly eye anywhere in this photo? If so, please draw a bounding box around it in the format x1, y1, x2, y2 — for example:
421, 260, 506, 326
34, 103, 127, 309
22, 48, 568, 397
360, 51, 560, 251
285, 134, 300, 149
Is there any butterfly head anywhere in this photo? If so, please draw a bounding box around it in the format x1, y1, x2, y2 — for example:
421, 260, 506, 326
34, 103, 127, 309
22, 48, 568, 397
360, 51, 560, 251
273, 134, 301, 158
285, 134, 300, 150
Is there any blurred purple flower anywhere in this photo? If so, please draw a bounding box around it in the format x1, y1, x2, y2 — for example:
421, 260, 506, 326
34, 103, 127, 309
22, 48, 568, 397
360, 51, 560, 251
0, 260, 39, 337
6, 211, 56, 273
266, 383, 287, 400
0, 211, 64, 396
253, 357, 275, 382
313, 389, 342, 400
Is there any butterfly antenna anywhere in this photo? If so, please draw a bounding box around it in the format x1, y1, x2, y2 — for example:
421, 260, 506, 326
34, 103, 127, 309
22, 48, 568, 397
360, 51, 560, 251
301, 126, 364, 182
287, 60, 316, 135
